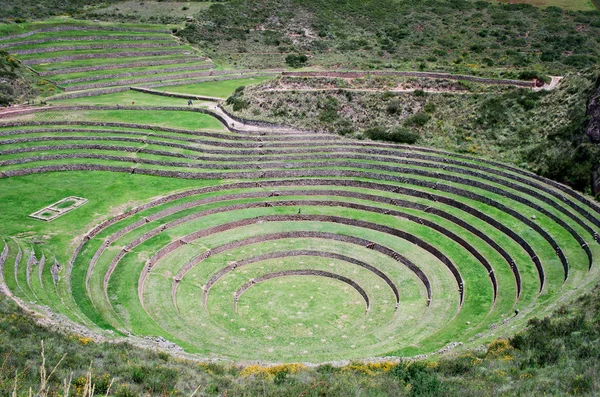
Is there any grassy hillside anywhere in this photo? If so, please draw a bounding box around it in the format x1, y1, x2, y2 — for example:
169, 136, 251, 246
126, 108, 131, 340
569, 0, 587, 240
0, 50, 57, 105
179, 0, 600, 74
0, 1, 120, 22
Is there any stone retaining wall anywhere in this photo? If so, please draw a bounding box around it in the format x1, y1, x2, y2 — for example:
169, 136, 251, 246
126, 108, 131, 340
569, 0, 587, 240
166, 229, 430, 309
0, 121, 252, 141
131, 87, 221, 102
131, 211, 451, 305
23, 49, 186, 65
59, 65, 214, 85
203, 249, 400, 307
67, 177, 547, 300
0, 137, 585, 261
2, 129, 593, 254
13, 41, 178, 55
63, 70, 261, 92
13, 247, 22, 290
233, 269, 370, 311
45, 87, 131, 101
25, 251, 35, 288
283, 71, 535, 87
0, 35, 171, 49
0, 26, 169, 42
142, 72, 281, 90
0, 242, 7, 271
38, 58, 204, 76
38, 254, 45, 287
16, 168, 557, 292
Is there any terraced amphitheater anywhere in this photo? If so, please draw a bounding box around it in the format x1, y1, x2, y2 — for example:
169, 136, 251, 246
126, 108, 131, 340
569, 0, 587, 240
1, 20, 600, 364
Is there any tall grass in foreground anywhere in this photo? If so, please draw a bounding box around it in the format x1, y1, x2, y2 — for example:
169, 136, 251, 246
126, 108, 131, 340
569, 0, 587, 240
2, 283, 600, 396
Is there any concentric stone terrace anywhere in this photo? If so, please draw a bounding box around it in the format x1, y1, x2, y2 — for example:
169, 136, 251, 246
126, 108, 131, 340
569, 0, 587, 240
1, 109, 599, 362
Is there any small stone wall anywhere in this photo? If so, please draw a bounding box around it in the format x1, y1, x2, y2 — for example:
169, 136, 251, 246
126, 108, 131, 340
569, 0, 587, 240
0, 26, 169, 42
283, 71, 535, 88
23, 49, 186, 65
233, 269, 370, 311
38, 58, 205, 77
13, 41, 178, 56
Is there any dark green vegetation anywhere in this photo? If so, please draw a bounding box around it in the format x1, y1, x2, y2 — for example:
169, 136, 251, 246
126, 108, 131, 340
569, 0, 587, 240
4, 282, 600, 396
0, 0, 120, 22
179, 0, 600, 74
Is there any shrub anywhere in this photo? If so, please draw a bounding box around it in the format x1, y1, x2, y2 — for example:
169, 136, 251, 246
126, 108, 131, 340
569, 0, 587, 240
391, 362, 444, 397
226, 86, 249, 111
423, 103, 436, 113
405, 112, 431, 127
436, 354, 478, 376
386, 100, 402, 115
114, 384, 136, 397
285, 53, 308, 68
363, 127, 419, 144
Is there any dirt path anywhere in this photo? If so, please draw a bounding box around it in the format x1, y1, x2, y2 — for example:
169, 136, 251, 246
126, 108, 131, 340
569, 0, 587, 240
534, 75, 563, 91
204, 102, 311, 134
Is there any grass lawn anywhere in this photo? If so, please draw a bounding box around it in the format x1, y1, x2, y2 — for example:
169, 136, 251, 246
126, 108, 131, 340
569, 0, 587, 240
154, 76, 276, 98
11, 109, 226, 131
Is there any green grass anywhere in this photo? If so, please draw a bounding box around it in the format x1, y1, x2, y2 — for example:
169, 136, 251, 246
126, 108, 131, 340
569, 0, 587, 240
52, 90, 208, 107
50, 62, 210, 82
10, 109, 227, 131
32, 55, 194, 72
154, 76, 276, 98
18, 45, 190, 62
54, 199, 76, 209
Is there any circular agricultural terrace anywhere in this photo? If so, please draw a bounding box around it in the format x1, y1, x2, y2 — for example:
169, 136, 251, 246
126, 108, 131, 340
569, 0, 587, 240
1, 111, 599, 363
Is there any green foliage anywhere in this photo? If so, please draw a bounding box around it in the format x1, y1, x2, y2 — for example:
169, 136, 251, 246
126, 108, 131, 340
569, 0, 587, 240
0, 0, 121, 20
225, 85, 249, 111
386, 100, 402, 115
478, 89, 544, 126
363, 126, 420, 144
285, 53, 308, 68
404, 112, 431, 127
0, 50, 55, 105
392, 362, 444, 397
318, 95, 339, 122
423, 102, 436, 113
178, 0, 600, 72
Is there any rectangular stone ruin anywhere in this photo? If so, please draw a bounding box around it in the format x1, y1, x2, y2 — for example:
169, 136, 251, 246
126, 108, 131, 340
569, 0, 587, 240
29, 196, 88, 221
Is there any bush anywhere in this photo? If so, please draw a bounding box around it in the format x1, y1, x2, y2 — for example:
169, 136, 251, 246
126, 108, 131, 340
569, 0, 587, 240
363, 127, 419, 144
285, 54, 308, 68
386, 100, 402, 115
391, 362, 444, 397
423, 103, 436, 113
405, 112, 431, 127
226, 86, 249, 111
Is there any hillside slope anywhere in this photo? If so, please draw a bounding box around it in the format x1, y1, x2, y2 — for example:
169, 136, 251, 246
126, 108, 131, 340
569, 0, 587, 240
179, 0, 600, 74
0, 50, 57, 105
